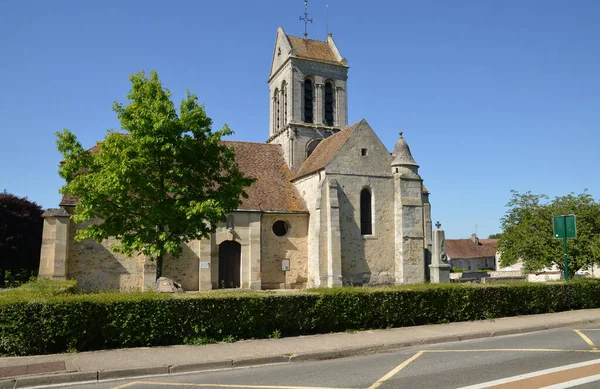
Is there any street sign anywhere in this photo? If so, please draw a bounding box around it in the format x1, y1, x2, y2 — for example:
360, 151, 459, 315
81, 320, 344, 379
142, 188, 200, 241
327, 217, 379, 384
553, 215, 576, 239
553, 214, 577, 282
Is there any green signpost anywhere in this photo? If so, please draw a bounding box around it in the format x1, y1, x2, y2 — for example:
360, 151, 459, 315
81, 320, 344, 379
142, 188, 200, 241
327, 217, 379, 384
553, 214, 577, 282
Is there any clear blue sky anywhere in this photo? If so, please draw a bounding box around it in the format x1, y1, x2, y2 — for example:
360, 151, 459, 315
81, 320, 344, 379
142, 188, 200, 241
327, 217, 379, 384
1, 1, 599, 239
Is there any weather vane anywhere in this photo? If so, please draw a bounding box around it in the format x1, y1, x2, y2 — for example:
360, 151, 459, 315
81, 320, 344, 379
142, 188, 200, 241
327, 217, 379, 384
299, 0, 313, 38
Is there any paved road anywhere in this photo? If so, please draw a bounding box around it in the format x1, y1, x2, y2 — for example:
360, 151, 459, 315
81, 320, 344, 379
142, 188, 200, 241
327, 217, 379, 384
53, 324, 600, 389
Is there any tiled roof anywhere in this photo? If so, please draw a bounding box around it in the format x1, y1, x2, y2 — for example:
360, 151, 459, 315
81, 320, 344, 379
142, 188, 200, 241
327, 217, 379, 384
293, 121, 360, 180
446, 238, 498, 259
60, 140, 307, 213
225, 141, 307, 212
287, 35, 340, 64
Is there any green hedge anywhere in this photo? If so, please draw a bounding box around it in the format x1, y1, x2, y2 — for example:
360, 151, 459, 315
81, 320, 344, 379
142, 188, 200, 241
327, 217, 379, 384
2, 280, 600, 356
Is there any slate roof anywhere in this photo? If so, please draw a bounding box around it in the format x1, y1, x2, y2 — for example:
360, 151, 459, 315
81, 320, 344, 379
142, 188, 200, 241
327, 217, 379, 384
293, 121, 361, 180
287, 35, 341, 64
60, 140, 307, 213
446, 238, 498, 259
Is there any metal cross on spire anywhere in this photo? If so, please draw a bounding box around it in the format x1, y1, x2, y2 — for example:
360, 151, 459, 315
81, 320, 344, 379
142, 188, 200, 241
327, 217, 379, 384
299, 0, 313, 38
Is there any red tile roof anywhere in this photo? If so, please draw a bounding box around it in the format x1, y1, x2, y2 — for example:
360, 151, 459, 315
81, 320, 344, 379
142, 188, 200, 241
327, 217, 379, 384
446, 238, 498, 259
225, 141, 307, 212
60, 140, 307, 213
287, 35, 340, 64
293, 121, 360, 180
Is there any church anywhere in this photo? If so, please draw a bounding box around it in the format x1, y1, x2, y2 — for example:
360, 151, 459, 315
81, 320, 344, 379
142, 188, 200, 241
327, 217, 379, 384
38, 27, 433, 291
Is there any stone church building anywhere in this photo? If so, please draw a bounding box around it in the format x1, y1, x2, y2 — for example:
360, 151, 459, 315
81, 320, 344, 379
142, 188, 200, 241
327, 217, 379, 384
39, 27, 433, 291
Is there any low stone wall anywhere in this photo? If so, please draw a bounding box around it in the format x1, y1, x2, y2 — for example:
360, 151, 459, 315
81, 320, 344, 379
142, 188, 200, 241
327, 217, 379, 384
528, 272, 562, 283
488, 270, 523, 278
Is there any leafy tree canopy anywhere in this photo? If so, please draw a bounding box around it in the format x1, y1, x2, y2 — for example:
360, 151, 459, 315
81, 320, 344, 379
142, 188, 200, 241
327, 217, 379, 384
0, 191, 44, 286
56, 71, 255, 279
498, 190, 600, 274
488, 233, 503, 239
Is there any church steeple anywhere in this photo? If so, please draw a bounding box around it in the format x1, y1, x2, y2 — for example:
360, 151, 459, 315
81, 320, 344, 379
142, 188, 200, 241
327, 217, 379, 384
267, 27, 349, 171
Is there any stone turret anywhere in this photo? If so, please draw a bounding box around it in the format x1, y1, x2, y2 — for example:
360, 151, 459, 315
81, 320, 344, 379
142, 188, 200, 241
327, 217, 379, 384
392, 132, 425, 284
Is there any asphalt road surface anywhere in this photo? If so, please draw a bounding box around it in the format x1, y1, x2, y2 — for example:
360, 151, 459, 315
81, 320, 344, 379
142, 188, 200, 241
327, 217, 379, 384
53, 323, 600, 389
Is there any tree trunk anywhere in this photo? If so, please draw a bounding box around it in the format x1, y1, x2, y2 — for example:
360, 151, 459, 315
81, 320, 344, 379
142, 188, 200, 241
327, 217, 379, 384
156, 254, 163, 281
155, 224, 165, 281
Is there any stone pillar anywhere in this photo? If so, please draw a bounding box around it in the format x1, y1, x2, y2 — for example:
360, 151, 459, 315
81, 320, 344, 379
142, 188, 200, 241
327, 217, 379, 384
307, 179, 323, 287
336, 85, 348, 128
326, 178, 342, 287
393, 174, 426, 284
314, 82, 324, 127
38, 208, 71, 280
430, 224, 451, 283
248, 213, 262, 290
198, 237, 212, 290
142, 259, 156, 291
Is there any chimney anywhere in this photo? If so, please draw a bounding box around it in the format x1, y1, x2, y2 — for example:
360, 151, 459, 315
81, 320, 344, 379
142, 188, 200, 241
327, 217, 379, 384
471, 233, 479, 245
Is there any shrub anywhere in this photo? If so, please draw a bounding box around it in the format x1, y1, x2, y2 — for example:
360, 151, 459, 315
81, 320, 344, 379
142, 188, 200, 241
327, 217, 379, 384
1, 281, 600, 356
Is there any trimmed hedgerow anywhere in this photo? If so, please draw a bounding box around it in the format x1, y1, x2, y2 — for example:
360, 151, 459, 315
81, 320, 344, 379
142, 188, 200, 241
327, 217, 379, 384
2, 280, 600, 356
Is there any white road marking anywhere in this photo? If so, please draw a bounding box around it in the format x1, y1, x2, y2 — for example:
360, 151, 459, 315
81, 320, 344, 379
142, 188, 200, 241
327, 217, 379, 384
539, 373, 600, 388
454, 358, 600, 389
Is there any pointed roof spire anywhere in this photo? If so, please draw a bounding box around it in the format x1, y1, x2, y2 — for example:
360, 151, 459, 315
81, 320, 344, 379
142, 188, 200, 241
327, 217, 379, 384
391, 131, 419, 167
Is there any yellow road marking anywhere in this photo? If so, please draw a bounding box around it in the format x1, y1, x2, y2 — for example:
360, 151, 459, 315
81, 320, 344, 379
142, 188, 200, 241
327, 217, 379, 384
574, 330, 598, 350
576, 329, 600, 331
112, 381, 355, 389
110, 347, 600, 389
366, 351, 424, 389
111, 383, 143, 389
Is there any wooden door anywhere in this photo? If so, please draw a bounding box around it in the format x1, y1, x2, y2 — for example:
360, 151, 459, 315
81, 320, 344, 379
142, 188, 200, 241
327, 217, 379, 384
218, 241, 241, 288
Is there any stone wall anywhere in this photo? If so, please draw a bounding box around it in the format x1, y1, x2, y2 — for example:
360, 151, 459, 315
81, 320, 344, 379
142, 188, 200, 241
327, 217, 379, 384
260, 213, 309, 289
335, 174, 395, 285
200, 212, 262, 290
293, 173, 324, 287
67, 218, 147, 292
162, 240, 200, 291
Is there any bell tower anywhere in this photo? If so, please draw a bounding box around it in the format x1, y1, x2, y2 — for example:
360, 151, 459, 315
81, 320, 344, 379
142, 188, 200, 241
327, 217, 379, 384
267, 27, 349, 171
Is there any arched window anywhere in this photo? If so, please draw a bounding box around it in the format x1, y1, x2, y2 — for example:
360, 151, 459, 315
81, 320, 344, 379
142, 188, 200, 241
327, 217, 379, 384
324, 80, 335, 126
306, 138, 322, 158
274, 88, 280, 131
360, 188, 372, 235
282, 81, 287, 126
304, 79, 313, 123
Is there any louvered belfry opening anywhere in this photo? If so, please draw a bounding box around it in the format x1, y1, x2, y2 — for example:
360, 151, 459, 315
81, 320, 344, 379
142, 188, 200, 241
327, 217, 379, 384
360, 188, 372, 235
304, 79, 313, 123
324, 81, 334, 126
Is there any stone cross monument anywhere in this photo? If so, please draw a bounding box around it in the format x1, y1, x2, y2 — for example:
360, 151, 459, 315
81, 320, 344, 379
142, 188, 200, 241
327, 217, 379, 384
429, 221, 451, 283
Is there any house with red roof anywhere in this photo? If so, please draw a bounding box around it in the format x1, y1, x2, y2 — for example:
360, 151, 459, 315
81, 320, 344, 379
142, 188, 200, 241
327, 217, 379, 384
446, 234, 499, 271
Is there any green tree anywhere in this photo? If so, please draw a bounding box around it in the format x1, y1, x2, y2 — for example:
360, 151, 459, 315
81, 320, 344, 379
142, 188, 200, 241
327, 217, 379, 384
0, 191, 44, 287
56, 71, 255, 280
488, 233, 503, 239
498, 190, 600, 274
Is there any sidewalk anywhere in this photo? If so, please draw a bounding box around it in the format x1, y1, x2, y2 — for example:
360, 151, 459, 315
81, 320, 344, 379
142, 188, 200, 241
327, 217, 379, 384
2, 309, 600, 388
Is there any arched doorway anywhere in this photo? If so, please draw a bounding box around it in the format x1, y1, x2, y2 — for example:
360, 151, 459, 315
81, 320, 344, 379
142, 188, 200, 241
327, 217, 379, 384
218, 241, 241, 288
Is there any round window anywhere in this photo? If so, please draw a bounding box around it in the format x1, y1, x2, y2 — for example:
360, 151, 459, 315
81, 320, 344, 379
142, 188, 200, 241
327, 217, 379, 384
272, 220, 289, 237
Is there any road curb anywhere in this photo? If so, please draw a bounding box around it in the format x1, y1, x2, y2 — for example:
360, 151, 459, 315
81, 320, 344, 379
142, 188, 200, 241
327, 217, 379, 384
233, 356, 290, 367
98, 366, 170, 381
14, 371, 97, 388
5, 316, 600, 388
169, 360, 233, 374
0, 379, 16, 389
